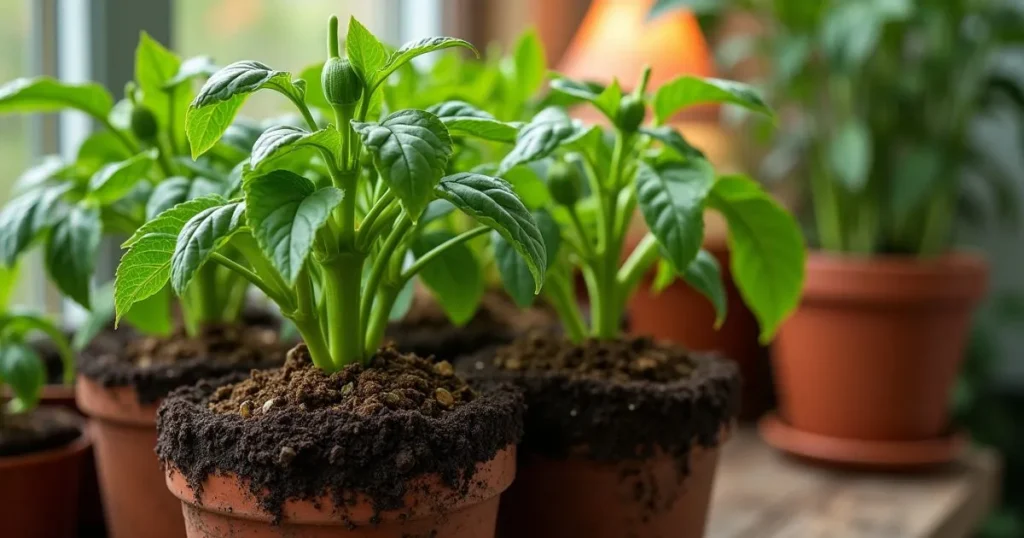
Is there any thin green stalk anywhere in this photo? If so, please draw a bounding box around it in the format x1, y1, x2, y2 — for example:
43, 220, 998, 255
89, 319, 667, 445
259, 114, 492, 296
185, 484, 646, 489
211, 252, 291, 309
357, 203, 402, 252
544, 273, 587, 343
323, 252, 365, 368
166, 88, 180, 156
400, 226, 488, 281
359, 190, 396, 239
291, 315, 335, 371
809, 153, 844, 252
360, 215, 412, 330
576, 154, 608, 253
566, 205, 596, 261
363, 284, 398, 357
615, 233, 661, 308
594, 133, 627, 339
918, 190, 953, 256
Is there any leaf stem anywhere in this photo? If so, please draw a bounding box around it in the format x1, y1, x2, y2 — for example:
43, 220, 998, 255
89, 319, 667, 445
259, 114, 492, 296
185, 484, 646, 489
359, 214, 412, 339
211, 252, 290, 308
544, 272, 587, 343
363, 284, 398, 357
400, 226, 488, 282
615, 233, 661, 309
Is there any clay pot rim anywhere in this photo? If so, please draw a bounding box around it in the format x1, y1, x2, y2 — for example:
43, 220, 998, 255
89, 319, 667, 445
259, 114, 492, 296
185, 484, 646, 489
807, 250, 987, 277
75, 376, 159, 427
0, 421, 91, 469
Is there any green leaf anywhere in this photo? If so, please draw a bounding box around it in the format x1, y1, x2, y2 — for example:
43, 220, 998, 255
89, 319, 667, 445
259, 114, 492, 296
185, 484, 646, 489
346, 17, 389, 83
244, 170, 343, 284
0, 264, 17, 308
87, 149, 157, 203
146, 176, 224, 220
186, 61, 304, 159
640, 126, 705, 160
890, 146, 943, 227
12, 155, 70, 194
76, 132, 134, 175
412, 231, 484, 326
114, 233, 176, 324
427, 100, 517, 142
652, 259, 675, 294
635, 160, 715, 271
504, 165, 551, 210
124, 195, 226, 248
164, 55, 218, 89
0, 77, 113, 120
122, 285, 173, 336
828, 119, 872, 192
0, 343, 45, 413
493, 209, 560, 307
250, 125, 341, 175
135, 32, 186, 143
0, 183, 70, 266
298, 62, 331, 112
171, 202, 247, 294
498, 107, 581, 175
372, 37, 478, 90
388, 277, 416, 322
551, 76, 621, 120
708, 175, 805, 342
654, 76, 772, 124
435, 173, 547, 291
352, 110, 453, 219
45, 204, 101, 308
513, 28, 546, 102
683, 249, 727, 327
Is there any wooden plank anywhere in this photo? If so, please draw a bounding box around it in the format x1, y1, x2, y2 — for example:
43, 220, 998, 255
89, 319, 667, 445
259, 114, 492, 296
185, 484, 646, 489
708, 429, 1001, 538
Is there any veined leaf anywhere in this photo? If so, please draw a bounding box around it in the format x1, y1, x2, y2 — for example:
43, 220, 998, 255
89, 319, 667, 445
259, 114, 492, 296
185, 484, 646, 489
250, 125, 341, 175
435, 173, 547, 291
244, 170, 343, 284
0, 343, 45, 413
498, 107, 582, 175
0, 183, 70, 266
683, 249, 727, 327
635, 159, 715, 271
494, 209, 560, 307
114, 233, 176, 324
372, 37, 478, 90
87, 149, 157, 203
135, 32, 188, 145
45, 204, 101, 307
352, 110, 453, 220
640, 126, 705, 160
171, 201, 247, 294
551, 76, 621, 120
124, 195, 226, 248
427, 100, 517, 142
146, 176, 224, 220
0, 77, 113, 120
412, 230, 484, 326
654, 76, 772, 124
346, 17, 388, 83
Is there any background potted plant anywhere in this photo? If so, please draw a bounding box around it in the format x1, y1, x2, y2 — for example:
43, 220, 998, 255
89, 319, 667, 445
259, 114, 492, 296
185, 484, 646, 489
661, 0, 1024, 466
468, 66, 804, 537
0, 33, 290, 538
115, 15, 545, 537
0, 272, 90, 538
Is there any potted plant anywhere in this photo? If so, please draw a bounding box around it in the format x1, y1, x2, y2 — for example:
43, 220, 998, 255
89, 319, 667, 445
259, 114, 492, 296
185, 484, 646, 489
115, 16, 545, 537
663, 0, 1024, 466
466, 65, 803, 536
0, 34, 290, 537
0, 268, 90, 538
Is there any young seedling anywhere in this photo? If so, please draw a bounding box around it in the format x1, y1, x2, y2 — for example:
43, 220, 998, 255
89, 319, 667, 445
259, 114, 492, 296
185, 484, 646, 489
114, 16, 546, 371
492, 68, 806, 343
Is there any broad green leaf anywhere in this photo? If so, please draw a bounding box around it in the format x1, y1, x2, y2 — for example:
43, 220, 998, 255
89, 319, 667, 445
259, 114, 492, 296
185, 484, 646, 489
87, 149, 157, 203
186, 61, 304, 159
494, 209, 560, 307
135, 32, 187, 144
513, 28, 546, 102
498, 107, 581, 175
164, 55, 218, 89
372, 37, 478, 90
171, 202, 247, 294
427, 100, 517, 142
635, 160, 715, 271
244, 170, 343, 284
504, 165, 551, 210
114, 233, 175, 323
654, 76, 772, 124
640, 126, 705, 160
45, 204, 101, 308
352, 110, 453, 219
77, 281, 170, 347
593, 79, 624, 121
828, 119, 872, 192
427, 100, 493, 120
0, 77, 113, 120
124, 195, 226, 248
0, 343, 45, 413
0, 312, 74, 384
708, 175, 805, 342
250, 125, 341, 175
76, 132, 134, 175
0, 183, 69, 266
422, 199, 455, 224
435, 173, 547, 291
146, 176, 224, 219
683, 249, 727, 327
14, 156, 70, 194
412, 231, 484, 326
551, 76, 621, 120
346, 17, 388, 83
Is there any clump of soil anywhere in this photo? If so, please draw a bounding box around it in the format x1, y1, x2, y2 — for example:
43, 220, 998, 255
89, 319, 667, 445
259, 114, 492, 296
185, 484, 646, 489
208, 345, 474, 418
79, 324, 287, 404
387, 288, 557, 361
158, 344, 523, 522
465, 333, 740, 473
0, 407, 83, 457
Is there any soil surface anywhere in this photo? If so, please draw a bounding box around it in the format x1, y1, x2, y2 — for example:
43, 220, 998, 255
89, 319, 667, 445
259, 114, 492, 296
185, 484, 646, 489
157, 344, 523, 522
0, 407, 83, 457
79, 323, 288, 404
465, 333, 740, 474
386, 288, 557, 362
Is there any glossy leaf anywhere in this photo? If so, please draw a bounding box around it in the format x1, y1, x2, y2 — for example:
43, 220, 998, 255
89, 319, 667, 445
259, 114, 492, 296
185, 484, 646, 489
494, 209, 560, 307
298, 62, 331, 112
12, 156, 70, 194
635, 160, 715, 271
640, 126, 705, 160
0, 77, 113, 120
0, 183, 69, 266
372, 37, 478, 90
124, 195, 226, 248
345, 17, 388, 83
654, 76, 772, 123
114, 233, 176, 324
250, 125, 341, 175
683, 249, 727, 326
171, 202, 247, 294
498, 107, 581, 175
45, 204, 101, 307
87, 149, 157, 203
146, 176, 224, 220
412, 231, 484, 325
551, 76, 620, 120
0, 343, 45, 412
427, 100, 517, 142
135, 32, 187, 143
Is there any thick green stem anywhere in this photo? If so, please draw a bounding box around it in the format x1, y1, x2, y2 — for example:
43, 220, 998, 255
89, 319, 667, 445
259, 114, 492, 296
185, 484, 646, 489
292, 315, 335, 371
323, 252, 365, 367
592, 132, 627, 339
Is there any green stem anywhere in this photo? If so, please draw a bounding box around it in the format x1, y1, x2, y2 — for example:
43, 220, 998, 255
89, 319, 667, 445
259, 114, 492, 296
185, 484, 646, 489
593, 133, 627, 339
357, 203, 402, 252
323, 252, 365, 367
566, 206, 597, 261
211, 252, 291, 309
359, 191, 396, 241
102, 118, 140, 154
166, 87, 180, 156
615, 233, 661, 307
400, 226, 488, 281
291, 315, 335, 371
810, 153, 844, 252
544, 273, 587, 343
360, 215, 412, 331
364, 284, 398, 357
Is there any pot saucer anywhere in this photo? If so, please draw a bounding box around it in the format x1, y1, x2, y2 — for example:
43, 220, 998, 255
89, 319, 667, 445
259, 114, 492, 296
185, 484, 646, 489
758, 412, 966, 470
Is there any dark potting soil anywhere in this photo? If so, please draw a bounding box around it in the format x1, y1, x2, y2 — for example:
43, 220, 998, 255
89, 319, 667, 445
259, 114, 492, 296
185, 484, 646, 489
78, 323, 288, 404
465, 333, 740, 473
0, 407, 83, 457
386, 288, 557, 362
157, 344, 523, 522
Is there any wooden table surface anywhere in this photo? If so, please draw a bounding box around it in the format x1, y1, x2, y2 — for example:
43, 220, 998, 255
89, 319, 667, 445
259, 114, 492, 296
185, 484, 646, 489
708, 429, 1001, 538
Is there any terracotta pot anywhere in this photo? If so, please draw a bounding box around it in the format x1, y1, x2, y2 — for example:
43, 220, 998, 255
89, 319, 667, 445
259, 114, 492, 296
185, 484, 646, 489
76, 376, 185, 538
0, 426, 91, 538
498, 444, 721, 538
166, 446, 517, 537
627, 243, 772, 419
772, 252, 988, 444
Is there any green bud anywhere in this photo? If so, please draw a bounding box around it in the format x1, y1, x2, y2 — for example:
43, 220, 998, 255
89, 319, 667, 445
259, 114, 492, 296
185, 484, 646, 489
548, 161, 582, 207
617, 94, 646, 133
130, 104, 159, 142
322, 57, 363, 108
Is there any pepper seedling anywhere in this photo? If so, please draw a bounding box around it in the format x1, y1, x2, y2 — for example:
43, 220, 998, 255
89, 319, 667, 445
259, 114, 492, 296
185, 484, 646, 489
0, 34, 270, 343
114, 16, 547, 371
492, 68, 807, 343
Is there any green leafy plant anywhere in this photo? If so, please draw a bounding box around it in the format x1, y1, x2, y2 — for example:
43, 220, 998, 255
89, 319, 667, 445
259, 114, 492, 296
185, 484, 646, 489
0, 33, 259, 340
0, 264, 73, 418
653, 0, 1024, 255
114, 16, 546, 370
493, 67, 805, 342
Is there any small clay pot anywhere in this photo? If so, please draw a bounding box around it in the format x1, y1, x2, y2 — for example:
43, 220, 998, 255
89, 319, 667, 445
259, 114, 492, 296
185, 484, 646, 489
75, 377, 185, 538
498, 443, 721, 538
769, 252, 988, 465
166, 447, 516, 537
627, 242, 773, 419
0, 422, 91, 538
